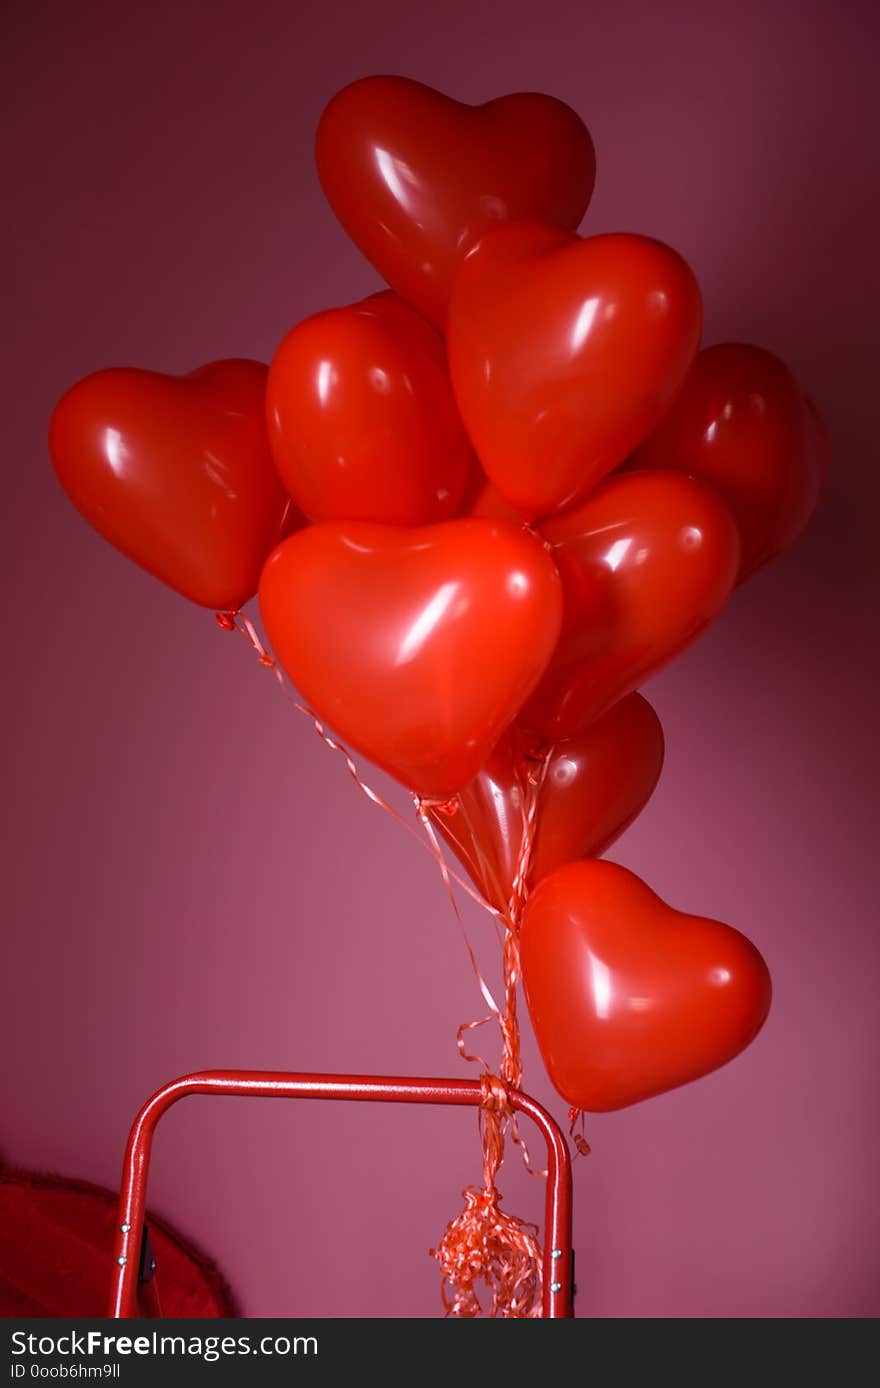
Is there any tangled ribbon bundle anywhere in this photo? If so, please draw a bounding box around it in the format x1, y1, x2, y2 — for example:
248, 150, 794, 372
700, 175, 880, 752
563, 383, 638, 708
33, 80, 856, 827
431, 1075, 543, 1318
219, 607, 573, 1317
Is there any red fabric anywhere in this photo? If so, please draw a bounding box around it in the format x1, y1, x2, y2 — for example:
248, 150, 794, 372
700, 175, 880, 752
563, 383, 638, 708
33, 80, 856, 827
0, 1167, 235, 1317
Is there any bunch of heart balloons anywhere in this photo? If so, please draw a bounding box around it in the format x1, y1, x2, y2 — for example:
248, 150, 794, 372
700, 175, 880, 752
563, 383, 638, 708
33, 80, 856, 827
50, 76, 826, 1124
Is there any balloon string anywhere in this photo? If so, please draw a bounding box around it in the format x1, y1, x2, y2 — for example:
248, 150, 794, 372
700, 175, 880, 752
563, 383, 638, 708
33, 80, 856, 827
219, 611, 529, 1103
417, 804, 546, 1181
217, 611, 516, 1049
217, 610, 503, 919
501, 745, 554, 1181
451, 792, 514, 932
217, 607, 552, 1314
421, 765, 548, 1314
417, 808, 507, 1032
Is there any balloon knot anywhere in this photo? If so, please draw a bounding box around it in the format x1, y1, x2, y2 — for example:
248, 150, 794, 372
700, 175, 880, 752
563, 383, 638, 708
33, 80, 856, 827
522, 741, 552, 764
214, 611, 237, 631
480, 1073, 510, 1117
414, 794, 459, 817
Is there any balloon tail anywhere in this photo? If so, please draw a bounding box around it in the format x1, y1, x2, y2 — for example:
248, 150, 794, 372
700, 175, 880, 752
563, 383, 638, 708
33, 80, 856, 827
569, 1106, 592, 1158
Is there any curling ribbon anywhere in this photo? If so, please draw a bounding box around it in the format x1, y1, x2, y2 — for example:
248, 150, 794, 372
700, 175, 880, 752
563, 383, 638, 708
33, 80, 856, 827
217, 607, 561, 1315
424, 744, 554, 1315
430, 1074, 544, 1318
217, 610, 504, 918
569, 1108, 592, 1158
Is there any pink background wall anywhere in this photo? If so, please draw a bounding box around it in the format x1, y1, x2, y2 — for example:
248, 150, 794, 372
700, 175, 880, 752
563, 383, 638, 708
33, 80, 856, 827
4, 0, 878, 1317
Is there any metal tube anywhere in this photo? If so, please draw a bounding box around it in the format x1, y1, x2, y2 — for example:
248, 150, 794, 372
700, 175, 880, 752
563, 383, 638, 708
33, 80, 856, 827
108, 1071, 573, 1318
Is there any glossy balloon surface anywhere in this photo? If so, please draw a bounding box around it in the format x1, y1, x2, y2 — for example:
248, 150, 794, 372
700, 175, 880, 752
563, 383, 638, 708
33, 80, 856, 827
520, 860, 772, 1111
267, 292, 472, 526
630, 342, 828, 580
316, 76, 596, 327
431, 692, 663, 915
447, 223, 703, 518
259, 519, 563, 798
520, 470, 740, 740
50, 360, 291, 610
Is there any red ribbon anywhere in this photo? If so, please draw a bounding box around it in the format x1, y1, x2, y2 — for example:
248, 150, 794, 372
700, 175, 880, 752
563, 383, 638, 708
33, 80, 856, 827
217, 607, 569, 1316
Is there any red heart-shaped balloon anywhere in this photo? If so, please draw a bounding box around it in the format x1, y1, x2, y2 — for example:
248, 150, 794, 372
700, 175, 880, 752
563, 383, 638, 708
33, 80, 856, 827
521, 860, 772, 1111
447, 223, 703, 518
430, 692, 663, 915
50, 360, 291, 610
267, 292, 472, 526
259, 519, 562, 798
520, 470, 740, 741
629, 342, 829, 581
316, 77, 596, 327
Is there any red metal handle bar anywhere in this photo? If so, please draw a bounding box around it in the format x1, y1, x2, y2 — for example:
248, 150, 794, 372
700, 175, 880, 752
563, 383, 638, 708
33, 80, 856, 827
108, 1071, 573, 1319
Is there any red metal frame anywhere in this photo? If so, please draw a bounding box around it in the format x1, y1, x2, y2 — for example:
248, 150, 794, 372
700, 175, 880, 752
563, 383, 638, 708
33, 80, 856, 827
108, 1071, 573, 1319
